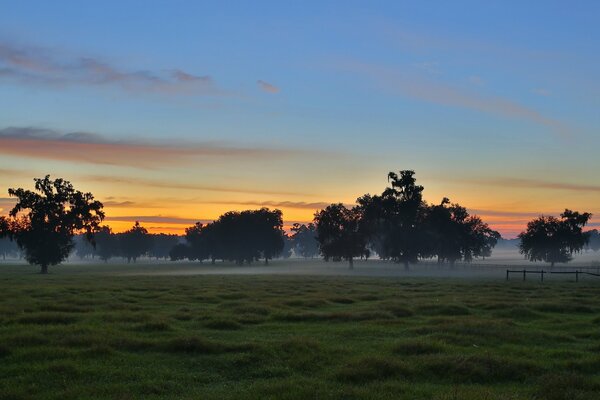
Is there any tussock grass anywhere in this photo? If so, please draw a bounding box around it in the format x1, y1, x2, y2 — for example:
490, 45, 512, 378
336, 356, 412, 383
18, 312, 78, 325
392, 339, 446, 355
417, 304, 471, 316
203, 318, 243, 330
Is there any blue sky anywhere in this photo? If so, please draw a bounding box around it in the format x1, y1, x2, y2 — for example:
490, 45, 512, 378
1, 1, 599, 236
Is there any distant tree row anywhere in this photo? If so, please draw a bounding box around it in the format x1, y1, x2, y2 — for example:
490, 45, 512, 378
169, 208, 285, 265
170, 219, 320, 265
72, 223, 179, 263
314, 171, 501, 268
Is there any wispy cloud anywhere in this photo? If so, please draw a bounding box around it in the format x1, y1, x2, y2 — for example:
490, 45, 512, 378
85, 175, 307, 197
204, 200, 333, 210
532, 88, 551, 96
414, 61, 440, 75
462, 177, 600, 193
468, 209, 545, 219
257, 79, 280, 94
468, 75, 484, 86
105, 215, 203, 225
0, 40, 218, 95
337, 60, 569, 136
0, 126, 312, 168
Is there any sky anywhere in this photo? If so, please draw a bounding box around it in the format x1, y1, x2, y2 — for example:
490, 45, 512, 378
0, 1, 599, 238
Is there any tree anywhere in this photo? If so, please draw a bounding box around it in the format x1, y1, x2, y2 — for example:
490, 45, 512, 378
519, 210, 592, 267
586, 229, 600, 252
185, 222, 210, 262
279, 234, 293, 259
169, 243, 190, 261
291, 223, 319, 258
149, 233, 179, 260
314, 203, 367, 269
118, 221, 153, 263
0, 176, 104, 273
358, 171, 427, 269
425, 199, 500, 265
95, 226, 117, 262
252, 208, 285, 265
176, 208, 285, 265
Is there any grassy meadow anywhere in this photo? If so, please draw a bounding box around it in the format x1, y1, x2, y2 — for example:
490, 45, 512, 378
1, 262, 600, 399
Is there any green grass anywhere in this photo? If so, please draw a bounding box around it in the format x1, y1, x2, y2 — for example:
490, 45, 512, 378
1, 263, 600, 399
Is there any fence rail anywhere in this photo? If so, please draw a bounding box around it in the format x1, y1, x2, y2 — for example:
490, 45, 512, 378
506, 269, 600, 282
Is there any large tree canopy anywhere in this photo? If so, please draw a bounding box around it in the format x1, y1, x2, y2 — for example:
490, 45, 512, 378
314, 203, 368, 269
358, 170, 428, 268
119, 221, 153, 263
0, 176, 104, 273
291, 223, 319, 258
175, 208, 285, 265
425, 199, 500, 265
519, 210, 592, 267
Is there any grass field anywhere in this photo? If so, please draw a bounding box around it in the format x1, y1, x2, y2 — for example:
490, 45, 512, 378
1, 262, 600, 399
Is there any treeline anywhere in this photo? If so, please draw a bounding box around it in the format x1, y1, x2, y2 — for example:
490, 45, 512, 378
71, 218, 321, 265
0, 173, 595, 273
72, 222, 178, 263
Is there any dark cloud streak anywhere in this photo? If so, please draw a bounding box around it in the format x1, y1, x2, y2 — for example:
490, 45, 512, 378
0, 126, 316, 168
0, 41, 217, 95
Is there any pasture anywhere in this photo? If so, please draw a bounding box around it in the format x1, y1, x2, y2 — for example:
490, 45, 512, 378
1, 261, 600, 399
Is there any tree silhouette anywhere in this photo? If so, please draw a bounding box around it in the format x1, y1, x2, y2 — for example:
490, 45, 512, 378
358, 171, 427, 269
425, 199, 500, 265
169, 243, 190, 261
0, 176, 104, 273
149, 233, 179, 260
519, 210, 591, 267
291, 223, 319, 258
252, 208, 285, 265
279, 234, 293, 259
184, 222, 210, 262
314, 203, 367, 269
95, 226, 116, 262
118, 221, 153, 263
586, 229, 600, 252
175, 208, 285, 265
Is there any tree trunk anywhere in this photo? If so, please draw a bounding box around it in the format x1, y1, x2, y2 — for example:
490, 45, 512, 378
551, 261, 555, 268
211, 258, 216, 265
265, 258, 269, 265
40, 264, 48, 274
348, 257, 354, 269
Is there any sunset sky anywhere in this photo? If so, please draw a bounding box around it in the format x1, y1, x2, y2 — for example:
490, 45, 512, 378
1, 1, 599, 237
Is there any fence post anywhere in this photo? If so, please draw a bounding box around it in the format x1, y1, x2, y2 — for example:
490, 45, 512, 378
576, 270, 579, 282
541, 270, 544, 282
506, 270, 509, 281
523, 269, 526, 281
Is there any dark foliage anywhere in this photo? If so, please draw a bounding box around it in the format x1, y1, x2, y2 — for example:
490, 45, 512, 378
290, 223, 319, 258
176, 208, 285, 265
313, 203, 368, 268
0, 176, 104, 273
519, 210, 592, 267
118, 221, 153, 263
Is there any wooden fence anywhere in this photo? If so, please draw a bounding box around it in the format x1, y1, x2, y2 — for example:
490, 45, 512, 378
506, 269, 600, 282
